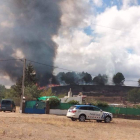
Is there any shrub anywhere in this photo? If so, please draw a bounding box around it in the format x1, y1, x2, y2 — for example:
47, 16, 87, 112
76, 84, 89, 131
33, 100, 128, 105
40, 88, 54, 97
96, 101, 108, 107
128, 88, 140, 104
91, 101, 108, 107
133, 105, 140, 109
57, 93, 67, 98
49, 97, 60, 107
91, 101, 97, 106
68, 100, 79, 105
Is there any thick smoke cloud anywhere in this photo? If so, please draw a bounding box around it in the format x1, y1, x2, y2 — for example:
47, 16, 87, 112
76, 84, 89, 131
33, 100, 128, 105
0, 0, 62, 85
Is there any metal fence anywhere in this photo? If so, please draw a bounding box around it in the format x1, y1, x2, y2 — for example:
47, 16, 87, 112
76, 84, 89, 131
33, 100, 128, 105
25, 101, 140, 116
51, 103, 140, 116
99, 106, 140, 116
50, 103, 73, 110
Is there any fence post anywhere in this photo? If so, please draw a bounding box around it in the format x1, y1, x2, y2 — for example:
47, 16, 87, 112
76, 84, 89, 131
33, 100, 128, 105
22, 102, 25, 113
46, 101, 50, 114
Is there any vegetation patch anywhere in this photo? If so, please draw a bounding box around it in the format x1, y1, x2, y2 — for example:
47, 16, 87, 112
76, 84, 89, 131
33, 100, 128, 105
67, 100, 80, 105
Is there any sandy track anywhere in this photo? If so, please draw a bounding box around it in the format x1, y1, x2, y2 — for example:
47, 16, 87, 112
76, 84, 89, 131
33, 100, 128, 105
0, 111, 140, 140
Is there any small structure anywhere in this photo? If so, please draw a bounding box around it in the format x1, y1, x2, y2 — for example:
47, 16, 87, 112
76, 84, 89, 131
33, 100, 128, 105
68, 88, 72, 97
60, 89, 85, 104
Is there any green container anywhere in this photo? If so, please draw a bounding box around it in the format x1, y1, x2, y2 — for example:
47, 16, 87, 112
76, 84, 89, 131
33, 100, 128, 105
38, 96, 59, 101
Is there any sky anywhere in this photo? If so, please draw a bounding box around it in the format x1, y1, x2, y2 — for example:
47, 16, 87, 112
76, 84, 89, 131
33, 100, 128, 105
53, 0, 140, 87
1, 0, 140, 87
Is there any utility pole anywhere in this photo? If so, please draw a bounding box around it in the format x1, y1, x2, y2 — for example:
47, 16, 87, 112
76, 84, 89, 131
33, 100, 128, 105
20, 58, 26, 113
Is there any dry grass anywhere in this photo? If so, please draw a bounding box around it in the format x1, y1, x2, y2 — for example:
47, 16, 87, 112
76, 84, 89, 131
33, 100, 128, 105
0, 111, 140, 140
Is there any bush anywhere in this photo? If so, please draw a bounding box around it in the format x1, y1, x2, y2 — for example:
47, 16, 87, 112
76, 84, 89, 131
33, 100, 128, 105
40, 88, 54, 97
133, 105, 140, 109
90, 101, 97, 106
49, 97, 60, 107
57, 93, 67, 98
68, 100, 79, 105
128, 88, 140, 104
96, 101, 108, 107
91, 101, 108, 107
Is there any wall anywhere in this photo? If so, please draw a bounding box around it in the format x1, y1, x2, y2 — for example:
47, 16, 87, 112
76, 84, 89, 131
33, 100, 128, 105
52, 85, 139, 96
50, 105, 140, 116
49, 109, 140, 120
60, 97, 82, 104
50, 109, 67, 115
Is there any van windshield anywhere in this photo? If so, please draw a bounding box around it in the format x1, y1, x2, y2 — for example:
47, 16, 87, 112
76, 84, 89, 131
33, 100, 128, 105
2, 100, 11, 105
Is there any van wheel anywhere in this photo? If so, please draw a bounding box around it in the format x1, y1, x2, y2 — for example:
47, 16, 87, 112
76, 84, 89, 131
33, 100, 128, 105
104, 116, 111, 123
79, 115, 86, 122
71, 118, 77, 121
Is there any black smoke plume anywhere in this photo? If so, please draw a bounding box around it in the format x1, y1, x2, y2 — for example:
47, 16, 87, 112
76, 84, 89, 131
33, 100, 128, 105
0, 0, 62, 85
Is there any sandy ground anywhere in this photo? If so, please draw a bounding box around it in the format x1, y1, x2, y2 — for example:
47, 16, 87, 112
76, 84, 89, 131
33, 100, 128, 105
0, 109, 140, 140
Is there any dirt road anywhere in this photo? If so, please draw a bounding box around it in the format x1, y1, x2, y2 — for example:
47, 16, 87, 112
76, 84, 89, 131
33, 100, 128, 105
0, 111, 140, 140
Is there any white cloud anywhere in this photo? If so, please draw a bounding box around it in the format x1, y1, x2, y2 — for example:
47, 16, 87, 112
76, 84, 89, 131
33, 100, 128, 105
122, 0, 138, 9
92, 0, 103, 7
0, 75, 13, 88
54, 2, 140, 86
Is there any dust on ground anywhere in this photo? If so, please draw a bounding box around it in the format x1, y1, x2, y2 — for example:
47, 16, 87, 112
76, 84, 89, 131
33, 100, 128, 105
0, 109, 140, 140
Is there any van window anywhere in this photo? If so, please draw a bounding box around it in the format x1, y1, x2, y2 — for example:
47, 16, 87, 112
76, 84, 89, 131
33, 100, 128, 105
93, 107, 100, 111
87, 107, 94, 111
2, 100, 11, 105
79, 107, 87, 110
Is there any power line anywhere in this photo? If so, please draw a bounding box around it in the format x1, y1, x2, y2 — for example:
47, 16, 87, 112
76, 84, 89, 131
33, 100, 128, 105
0, 58, 139, 83
92, 23, 129, 32
91, 23, 140, 41
0, 59, 23, 62
27, 59, 139, 82
125, 80, 138, 82
26, 59, 80, 72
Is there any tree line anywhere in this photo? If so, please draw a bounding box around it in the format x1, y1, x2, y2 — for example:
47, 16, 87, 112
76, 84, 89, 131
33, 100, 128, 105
56, 72, 125, 86
0, 63, 128, 102
0, 63, 140, 105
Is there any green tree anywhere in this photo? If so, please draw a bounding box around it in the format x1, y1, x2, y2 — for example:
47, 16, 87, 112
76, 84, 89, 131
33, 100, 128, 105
12, 63, 37, 98
0, 85, 6, 99
49, 97, 60, 107
93, 74, 108, 85
40, 88, 54, 97
64, 72, 77, 85
56, 71, 92, 85
83, 72, 92, 84
25, 63, 37, 86
128, 88, 140, 104
4, 88, 16, 99
78, 72, 92, 84
24, 85, 42, 100
11, 78, 22, 98
6, 84, 41, 103
56, 72, 66, 85
113, 72, 125, 85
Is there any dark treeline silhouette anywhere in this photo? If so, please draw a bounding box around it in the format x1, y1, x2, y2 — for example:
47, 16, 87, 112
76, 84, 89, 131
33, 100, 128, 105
54, 72, 125, 86
56, 72, 92, 85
